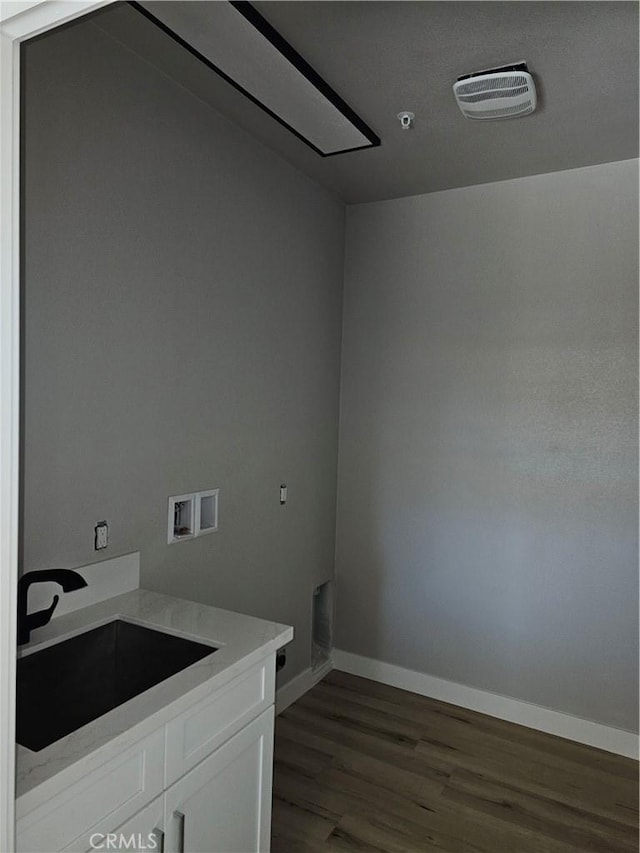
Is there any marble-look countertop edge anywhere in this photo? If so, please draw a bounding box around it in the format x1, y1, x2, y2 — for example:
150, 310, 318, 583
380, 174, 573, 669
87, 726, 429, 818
16, 589, 293, 811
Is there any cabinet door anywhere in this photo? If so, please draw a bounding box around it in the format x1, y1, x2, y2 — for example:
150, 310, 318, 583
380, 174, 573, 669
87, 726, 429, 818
17, 727, 165, 853
165, 707, 274, 853
62, 795, 164, 853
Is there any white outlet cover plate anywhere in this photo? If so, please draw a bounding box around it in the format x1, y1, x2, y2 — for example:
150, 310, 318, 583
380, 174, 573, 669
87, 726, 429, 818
95, 522, 108, 550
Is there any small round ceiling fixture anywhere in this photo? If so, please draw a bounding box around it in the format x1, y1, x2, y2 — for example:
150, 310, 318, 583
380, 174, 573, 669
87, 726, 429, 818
397, 111, 415, 130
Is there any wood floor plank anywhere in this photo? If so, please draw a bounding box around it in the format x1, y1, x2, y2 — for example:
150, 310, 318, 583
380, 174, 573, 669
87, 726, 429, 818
271, 835, 328, 853
327, 747, 448, 802
297, 689, 427, 744
275, 715, 339, 760
414, 718, 638, 815
271, 796, 337, 844
316, 765, 587, 853
274, 759, 443, 828
282, 703, 420, 764
442, 766, 638, 852
295, 690, 423, 748
274, 728, 335, 779
415, 736, 638, 829
321, 672, 638, 781
276, 713, 451, 803
274, 767, 345, 825
272, 671, 639, 853
328, 812, 442, 853
279, 704, 454, 782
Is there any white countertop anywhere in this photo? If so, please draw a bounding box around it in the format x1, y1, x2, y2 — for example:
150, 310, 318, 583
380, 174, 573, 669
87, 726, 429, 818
16, 589, 293, 811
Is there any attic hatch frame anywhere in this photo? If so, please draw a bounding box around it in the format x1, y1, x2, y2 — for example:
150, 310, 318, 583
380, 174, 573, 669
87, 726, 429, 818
129, 0, 381, 157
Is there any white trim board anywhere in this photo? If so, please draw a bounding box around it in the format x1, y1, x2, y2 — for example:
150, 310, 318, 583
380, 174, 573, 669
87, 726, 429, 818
1, 4, 115, 850
333, 650, 639, 760
276, 659, 333, 716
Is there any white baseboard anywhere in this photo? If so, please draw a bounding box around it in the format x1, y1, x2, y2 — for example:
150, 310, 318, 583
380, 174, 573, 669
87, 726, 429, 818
333, 649, 639, 760
276, 659, 333, 715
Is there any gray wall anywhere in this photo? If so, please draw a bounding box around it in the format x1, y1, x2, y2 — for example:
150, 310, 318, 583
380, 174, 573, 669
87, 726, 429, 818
22, 14, 639, 727
22, 19, 345, 682
335, 159, 639, 731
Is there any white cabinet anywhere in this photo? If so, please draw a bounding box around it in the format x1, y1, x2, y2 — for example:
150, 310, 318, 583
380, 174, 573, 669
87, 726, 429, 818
164, 707, 274, 853
17, 654, 277, 853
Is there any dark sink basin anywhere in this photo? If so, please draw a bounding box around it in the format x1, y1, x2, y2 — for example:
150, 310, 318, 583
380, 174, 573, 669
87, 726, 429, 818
16, 619, 216, 751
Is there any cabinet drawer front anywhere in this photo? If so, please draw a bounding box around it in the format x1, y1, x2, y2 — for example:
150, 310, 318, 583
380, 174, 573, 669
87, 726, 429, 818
62, 794, 165, 853
165, 656, 274, 785
17, 728, 165, 853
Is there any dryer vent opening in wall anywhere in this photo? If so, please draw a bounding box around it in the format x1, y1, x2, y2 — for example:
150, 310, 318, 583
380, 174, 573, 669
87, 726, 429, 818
312, 581, 333, 670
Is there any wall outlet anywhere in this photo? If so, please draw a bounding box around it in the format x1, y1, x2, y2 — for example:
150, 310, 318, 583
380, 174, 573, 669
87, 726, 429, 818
94, 521, 108, 550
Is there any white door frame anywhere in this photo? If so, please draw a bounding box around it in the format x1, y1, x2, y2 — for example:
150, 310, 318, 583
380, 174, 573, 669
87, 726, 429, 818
0, 4, 113, 849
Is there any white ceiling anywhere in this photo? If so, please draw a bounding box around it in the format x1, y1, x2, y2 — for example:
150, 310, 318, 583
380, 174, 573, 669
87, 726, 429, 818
93, 1, 639, 203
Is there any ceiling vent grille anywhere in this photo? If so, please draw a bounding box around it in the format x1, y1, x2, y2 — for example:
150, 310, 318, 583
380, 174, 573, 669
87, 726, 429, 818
453, 64, 536, 120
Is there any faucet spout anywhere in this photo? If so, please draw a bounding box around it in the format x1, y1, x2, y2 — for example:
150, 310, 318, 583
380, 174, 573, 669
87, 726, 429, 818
17, 569, 87, 645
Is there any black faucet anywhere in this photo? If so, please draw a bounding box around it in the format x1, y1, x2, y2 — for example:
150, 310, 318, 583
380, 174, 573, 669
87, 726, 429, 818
17, 569, 87, 645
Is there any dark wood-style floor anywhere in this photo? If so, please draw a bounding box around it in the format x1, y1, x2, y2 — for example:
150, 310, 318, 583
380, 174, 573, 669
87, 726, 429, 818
271, 670, 639, 853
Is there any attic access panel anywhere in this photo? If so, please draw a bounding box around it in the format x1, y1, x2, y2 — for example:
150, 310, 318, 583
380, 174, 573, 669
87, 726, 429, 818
131, 1, 380, 157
